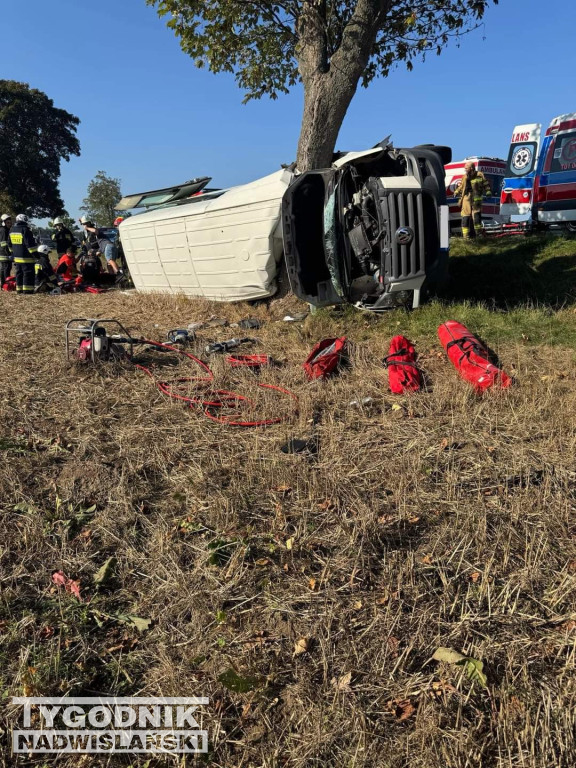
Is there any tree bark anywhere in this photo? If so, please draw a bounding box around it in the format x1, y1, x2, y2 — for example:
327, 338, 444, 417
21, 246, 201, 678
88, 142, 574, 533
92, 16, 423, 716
296, 0, 391, 171
296, 69, 363, 171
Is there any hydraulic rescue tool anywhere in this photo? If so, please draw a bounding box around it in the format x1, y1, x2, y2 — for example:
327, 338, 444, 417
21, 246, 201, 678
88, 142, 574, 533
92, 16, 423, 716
64, 318, 297, 427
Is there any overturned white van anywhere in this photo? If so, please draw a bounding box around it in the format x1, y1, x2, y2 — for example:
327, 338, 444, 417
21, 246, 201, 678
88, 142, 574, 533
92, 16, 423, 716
118, 140, 451, 309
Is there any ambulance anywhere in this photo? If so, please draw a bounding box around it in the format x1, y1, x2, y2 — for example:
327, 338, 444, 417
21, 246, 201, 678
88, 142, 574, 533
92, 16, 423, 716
500, 114, 576, 232
444, 157, 506, 234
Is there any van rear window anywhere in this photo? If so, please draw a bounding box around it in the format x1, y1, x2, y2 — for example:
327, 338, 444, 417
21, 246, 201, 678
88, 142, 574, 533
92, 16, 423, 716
551, 132, 576, 173
506, 142, 538, 176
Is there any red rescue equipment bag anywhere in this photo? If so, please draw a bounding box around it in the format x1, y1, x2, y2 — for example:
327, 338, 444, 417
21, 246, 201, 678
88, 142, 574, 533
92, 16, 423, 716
384, 335, 422, 393
438, 321, 511, 392
303, 336, 347, 380
2, 276, 16, 292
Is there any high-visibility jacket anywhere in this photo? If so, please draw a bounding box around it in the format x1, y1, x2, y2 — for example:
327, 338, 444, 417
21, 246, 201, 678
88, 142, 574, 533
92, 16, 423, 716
56, 253, 78, 281
0, 225, 11, 260
9, 223, 38, 263
51, 226, 75, 255
35, 254, 57, 282
455, 171, 492, 215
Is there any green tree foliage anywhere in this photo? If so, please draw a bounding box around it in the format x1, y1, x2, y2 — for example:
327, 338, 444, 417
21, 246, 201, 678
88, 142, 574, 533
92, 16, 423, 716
0, 80, 80, 217
147, 0, 498, 170
80, 171, 122, 227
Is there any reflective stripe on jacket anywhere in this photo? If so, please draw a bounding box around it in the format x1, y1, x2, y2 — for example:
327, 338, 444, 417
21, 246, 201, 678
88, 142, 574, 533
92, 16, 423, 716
9, 223, 38, 263
0, 225, 12, 259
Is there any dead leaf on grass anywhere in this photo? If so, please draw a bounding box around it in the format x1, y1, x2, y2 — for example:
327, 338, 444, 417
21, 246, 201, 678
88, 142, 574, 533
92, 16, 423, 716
317, 499, 335, 511
308, 578, 317, 591
387, 636, 400, 657
93, 557, 117, 586
386, 698, 416, 721
51, 571, 82, 601
420, 554, 433, 565
469, 571, 482, 583
331, 671, 352, 691
285, 537, 295, 551
39, 626, 55, 640
115, 614, 152, 633
432, 647, 488, 688
293, 637, 309, 656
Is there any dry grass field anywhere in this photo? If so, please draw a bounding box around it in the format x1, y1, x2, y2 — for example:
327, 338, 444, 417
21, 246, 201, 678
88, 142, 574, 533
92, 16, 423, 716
2, 236, 576, 767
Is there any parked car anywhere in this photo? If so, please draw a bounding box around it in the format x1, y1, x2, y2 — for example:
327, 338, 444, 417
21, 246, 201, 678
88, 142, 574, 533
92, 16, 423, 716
118, 140, 451, 310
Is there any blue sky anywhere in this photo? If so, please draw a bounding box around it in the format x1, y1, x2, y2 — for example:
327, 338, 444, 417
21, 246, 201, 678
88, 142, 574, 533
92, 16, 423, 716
0, 0, 572, 221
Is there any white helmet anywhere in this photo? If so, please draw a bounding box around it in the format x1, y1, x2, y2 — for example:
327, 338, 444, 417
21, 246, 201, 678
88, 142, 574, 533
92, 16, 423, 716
1, 213, 11, 222
79, 215, 92, 225
53, 217, 63, 226
37, 244, 51, 255
16, 214, 28, 224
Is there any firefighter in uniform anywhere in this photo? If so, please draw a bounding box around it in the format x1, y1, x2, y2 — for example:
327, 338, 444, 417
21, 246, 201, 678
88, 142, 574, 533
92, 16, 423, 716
455, 161, 492, 239
34, 244, 59, 292
51, 217, 75, 256
0, 213, 12, 287
9, 214, 38, 294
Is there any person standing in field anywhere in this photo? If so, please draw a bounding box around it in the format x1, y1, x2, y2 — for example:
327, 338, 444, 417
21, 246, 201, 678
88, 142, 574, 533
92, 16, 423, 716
9, 214, 38, 294
0, 213, 13, 287
455, 161, 492, 239
51, 217, 75, 256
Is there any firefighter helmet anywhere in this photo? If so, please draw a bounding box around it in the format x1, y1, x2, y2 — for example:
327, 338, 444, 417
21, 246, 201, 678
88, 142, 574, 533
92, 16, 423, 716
37, 244, 51, 255
53, 217, 64, 226
114, 216, 124, 227
15, 214, 28, 223
1, 213, 11, 222
79, 215, 92, 225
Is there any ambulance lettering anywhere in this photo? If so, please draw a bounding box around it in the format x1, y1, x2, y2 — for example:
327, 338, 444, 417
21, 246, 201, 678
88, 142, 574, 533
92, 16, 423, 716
511, 132, 530, 143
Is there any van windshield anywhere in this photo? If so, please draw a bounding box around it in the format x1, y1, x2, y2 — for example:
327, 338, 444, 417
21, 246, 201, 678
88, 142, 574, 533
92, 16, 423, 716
551, 132, 576, 173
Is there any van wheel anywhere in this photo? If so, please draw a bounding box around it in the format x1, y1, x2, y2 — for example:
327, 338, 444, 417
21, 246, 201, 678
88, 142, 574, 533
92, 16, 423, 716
565, 222, 576, 235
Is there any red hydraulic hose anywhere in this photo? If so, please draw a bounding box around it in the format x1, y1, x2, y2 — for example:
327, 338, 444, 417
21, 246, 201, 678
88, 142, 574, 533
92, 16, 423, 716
134, 339, 296, 427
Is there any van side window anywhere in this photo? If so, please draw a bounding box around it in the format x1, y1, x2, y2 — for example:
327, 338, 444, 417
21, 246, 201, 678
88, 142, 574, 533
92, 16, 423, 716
551, 132, 576, 173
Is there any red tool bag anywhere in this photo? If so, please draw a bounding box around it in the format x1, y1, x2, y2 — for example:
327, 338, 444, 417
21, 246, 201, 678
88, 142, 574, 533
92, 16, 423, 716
2, 276, 16, 292
303, 336, 347, 380
438, 321, 511, 392
384, 335, 422, 393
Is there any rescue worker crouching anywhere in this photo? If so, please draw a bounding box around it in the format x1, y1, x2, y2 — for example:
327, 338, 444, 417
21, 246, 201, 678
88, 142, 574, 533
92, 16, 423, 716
0, 213, 13, 288
56, 245, 79, 283
78, 247, 102, 285
9, 214, 38, 294
51, 217, 75, 256
455, 161, 492, 239
34, 244, 59, 293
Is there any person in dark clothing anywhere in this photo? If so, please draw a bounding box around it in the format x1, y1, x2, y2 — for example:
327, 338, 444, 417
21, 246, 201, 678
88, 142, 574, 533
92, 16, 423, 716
34, 244, 59, 292
51, 217, 75, 256
78, 247, 102, 284
9, 214, 38, 294
79, 216, 122, 276
0, 213, 13, 287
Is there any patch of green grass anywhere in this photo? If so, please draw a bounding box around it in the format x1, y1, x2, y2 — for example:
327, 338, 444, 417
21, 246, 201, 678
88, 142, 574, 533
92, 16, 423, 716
307, 235, 576, 348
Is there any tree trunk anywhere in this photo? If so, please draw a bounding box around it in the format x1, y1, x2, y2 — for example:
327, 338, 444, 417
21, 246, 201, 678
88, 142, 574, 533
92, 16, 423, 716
295, 0, 390, 172
296, 72, 362, 171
